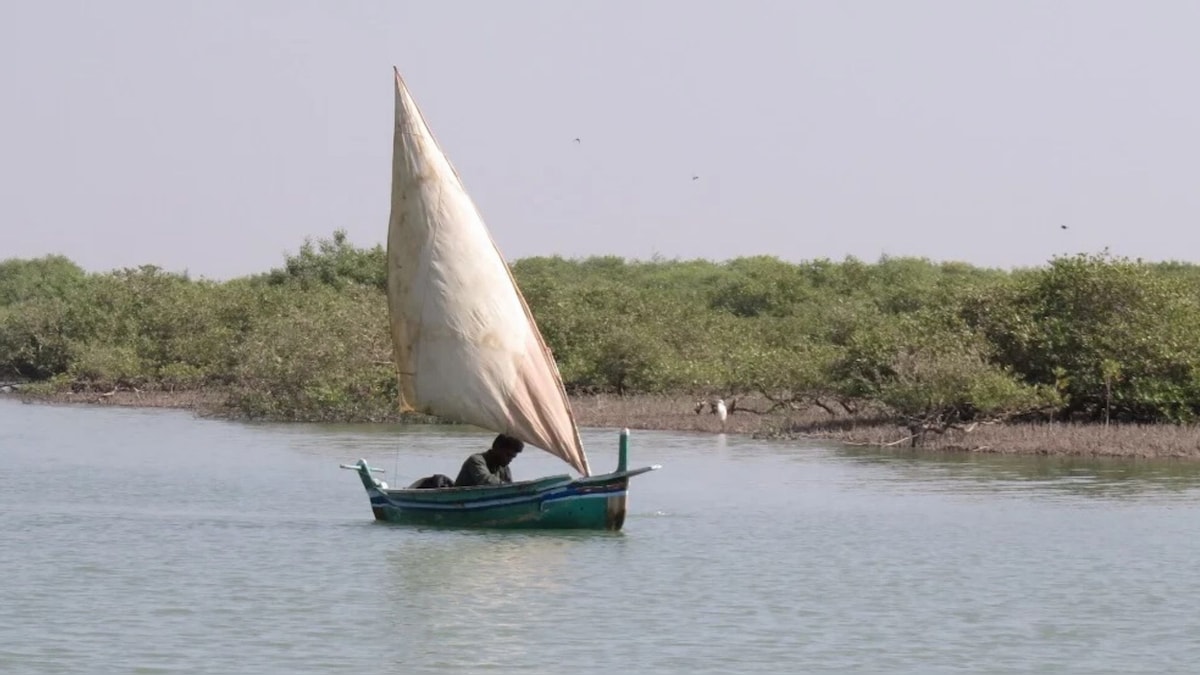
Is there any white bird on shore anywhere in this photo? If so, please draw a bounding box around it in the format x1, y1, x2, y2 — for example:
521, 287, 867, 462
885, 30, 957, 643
714, 398, 727, 431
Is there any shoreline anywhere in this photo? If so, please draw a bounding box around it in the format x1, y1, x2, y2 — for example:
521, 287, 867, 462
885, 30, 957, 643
7, 388, 1200, 460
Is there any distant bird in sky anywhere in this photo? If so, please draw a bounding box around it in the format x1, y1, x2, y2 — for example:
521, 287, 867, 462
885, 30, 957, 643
1060, 224, 1068, 230
573, 137, 580, 144
692, 175, 699, 181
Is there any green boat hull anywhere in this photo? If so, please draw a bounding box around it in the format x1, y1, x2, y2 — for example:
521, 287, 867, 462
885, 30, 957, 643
343, 429, 660, 531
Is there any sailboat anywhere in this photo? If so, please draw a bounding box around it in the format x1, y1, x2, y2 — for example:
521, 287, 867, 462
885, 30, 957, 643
341, 68, 660, 530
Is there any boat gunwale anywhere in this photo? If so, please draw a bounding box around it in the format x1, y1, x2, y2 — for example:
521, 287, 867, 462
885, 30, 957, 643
376, 482, 630, 512
381, 465, 658, 501
383, 474, 575, 502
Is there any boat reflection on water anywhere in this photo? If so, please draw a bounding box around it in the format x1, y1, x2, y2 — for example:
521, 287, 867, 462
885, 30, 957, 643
381, 530, 610, 666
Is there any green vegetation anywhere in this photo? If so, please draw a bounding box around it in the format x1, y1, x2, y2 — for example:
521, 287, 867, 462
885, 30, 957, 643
4, 231, 1200, 441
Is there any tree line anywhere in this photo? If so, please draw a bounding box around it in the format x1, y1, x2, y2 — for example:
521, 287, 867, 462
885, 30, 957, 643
4, 230, 1200, 437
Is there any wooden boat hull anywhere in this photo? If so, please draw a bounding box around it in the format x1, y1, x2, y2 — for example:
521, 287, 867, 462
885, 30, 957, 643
346, 464, 655, 530
343, 429, 660, 531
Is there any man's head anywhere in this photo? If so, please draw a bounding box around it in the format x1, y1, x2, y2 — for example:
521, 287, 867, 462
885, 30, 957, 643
489, 433, 524, 466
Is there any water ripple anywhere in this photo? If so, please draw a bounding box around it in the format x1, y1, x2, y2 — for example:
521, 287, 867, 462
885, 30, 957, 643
5, 399, 1200, 673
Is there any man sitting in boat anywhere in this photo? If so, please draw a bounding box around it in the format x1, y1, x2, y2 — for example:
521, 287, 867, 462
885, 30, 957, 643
454, 434, 523, 487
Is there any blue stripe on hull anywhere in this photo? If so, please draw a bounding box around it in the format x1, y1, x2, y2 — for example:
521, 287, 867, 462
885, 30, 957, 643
377, 483, 627, 511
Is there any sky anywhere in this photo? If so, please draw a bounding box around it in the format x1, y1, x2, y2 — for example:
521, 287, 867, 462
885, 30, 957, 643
2, 1, 1198, 280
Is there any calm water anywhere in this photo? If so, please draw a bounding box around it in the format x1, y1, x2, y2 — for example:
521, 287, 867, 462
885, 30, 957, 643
4, 399, 1200, 674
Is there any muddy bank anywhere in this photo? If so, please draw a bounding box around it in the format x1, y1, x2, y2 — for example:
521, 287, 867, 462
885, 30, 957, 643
4, 387, 227, 413
7, 388, 1200, 460
568, 394, 1200, 460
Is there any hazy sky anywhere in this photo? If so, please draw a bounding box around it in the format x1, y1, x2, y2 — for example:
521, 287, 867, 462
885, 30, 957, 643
2, 1, 1198, 279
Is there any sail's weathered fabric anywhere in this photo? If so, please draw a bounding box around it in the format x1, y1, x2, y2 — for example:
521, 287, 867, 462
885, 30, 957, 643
386, 69, 591, 476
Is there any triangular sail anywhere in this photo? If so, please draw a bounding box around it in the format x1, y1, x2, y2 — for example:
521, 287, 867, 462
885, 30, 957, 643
386, 68, 591, 477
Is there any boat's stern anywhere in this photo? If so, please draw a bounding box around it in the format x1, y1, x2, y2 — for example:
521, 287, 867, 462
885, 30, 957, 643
566, 428, 661, 530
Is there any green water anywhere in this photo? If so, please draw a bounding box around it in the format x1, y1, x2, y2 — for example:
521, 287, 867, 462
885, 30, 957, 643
3, 398, 1200, 674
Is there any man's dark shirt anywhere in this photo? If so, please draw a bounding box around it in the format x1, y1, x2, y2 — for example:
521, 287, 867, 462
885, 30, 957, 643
454, 452, 513, 487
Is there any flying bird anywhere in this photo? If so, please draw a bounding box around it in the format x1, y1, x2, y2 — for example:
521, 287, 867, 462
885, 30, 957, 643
692, 175, 699, 181
1060, 224, 1068, 230
573, 138, 581, 144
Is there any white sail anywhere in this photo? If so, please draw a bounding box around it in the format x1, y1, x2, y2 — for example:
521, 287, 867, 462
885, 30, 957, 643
386, 68, 591, 477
